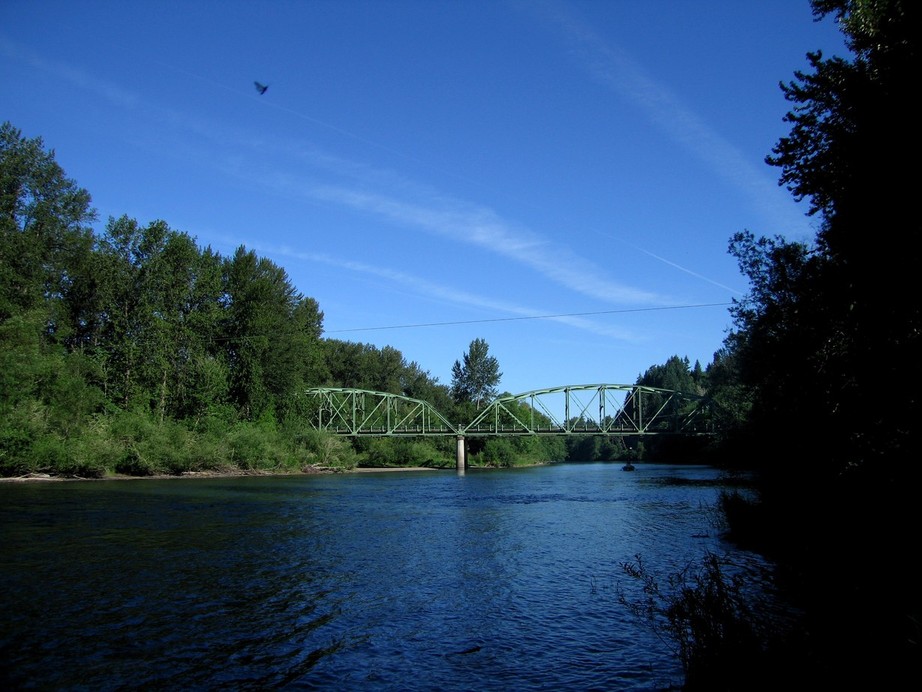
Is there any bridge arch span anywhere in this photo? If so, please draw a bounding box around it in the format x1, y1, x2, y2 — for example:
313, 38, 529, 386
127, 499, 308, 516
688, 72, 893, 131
301, 387, 460, 436
301, 384, 714, 438
461, 383, 713, 436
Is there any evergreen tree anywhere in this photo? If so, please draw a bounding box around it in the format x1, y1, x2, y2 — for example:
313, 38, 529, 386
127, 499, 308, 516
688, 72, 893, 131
450, 338, 502, 409
722, 2, 919, 685
636, 355, 699, 393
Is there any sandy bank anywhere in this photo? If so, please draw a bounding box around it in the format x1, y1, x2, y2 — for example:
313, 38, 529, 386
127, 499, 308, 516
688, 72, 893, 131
0, 466, 445, 483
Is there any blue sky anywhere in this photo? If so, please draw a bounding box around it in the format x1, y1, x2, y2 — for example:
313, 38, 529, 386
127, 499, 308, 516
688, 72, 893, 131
1, 1, 848, 397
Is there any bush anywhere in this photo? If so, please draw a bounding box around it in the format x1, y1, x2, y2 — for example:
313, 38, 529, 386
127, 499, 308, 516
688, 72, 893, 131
618, 551, 766, 691
479, 438, 516, 467
227, 421, 286, 470
68, 419, 124, 476
300, 430, 357, 471
28, 436, 70, 473
356, 437, 433, 468
0, 419, 36, 475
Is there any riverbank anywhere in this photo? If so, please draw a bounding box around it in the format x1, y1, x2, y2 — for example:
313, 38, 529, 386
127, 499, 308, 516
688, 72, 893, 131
0, 466, 443, 483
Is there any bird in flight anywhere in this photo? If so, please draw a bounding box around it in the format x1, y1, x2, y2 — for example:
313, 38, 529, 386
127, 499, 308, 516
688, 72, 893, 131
254, 81, 269, 95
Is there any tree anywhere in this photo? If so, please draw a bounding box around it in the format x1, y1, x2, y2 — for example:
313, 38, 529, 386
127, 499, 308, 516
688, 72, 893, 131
702, 347, 751, 439
322, 340, 399, 391
725, 230, 833, 461
625, 355, 703, 445
167, 244, 228, 424
762, 0, 920, 473
399, 360, 451, 409
93, 216, 175, 408
0, 124, 101, 473
0, 121, 346, 476
729, 0, 920, 473
450, 338, 502, 409
720, 2, 919, 686
220, 246, 322, 420
0, 121, 96, 323
636, 355, 700, 394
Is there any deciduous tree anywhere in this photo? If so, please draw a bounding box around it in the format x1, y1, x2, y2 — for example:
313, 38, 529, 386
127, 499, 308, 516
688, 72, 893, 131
0, 121, 96, 323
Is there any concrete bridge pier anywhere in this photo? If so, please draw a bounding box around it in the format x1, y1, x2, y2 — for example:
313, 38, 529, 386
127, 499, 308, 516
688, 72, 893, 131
456, 436, 466, 474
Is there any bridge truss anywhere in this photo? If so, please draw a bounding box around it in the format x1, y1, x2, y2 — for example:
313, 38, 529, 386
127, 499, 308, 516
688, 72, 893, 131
302, 387, 458, 436
301, 384, 714, 437
461, 384, 712, 436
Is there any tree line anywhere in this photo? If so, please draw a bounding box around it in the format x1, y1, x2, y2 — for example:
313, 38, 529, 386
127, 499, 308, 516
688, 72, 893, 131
2, 135, 710, 475
618, 1, 918, 689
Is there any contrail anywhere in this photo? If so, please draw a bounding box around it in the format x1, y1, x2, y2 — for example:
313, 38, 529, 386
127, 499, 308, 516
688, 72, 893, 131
631, 245, 743, 295
596, 231, 744, 295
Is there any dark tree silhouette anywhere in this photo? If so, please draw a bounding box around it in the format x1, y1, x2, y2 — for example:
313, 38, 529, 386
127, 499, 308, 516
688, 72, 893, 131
719, 1, 920, 688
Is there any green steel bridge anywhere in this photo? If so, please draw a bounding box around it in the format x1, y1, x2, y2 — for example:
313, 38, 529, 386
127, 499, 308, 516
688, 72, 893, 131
301, 384, 717, 468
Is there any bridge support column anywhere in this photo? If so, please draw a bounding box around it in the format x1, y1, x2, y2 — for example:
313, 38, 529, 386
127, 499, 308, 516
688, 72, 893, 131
456, 436, 466, 473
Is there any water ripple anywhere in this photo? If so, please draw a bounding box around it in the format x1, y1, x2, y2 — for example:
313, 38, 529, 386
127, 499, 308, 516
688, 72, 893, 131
0, 464, 765, 691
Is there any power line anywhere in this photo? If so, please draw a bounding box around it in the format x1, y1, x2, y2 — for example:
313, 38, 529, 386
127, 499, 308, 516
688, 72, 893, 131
326, 302, 733, 334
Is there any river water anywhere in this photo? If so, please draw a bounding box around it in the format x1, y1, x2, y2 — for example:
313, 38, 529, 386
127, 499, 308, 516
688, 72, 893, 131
0, 463, 769, 691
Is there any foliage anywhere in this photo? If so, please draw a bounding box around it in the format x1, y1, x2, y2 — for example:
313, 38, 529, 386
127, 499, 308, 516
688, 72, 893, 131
624, 355, 714, 461
733, 0, 921, 475
564, 434, 629, 462
322, 340, 407, 393
472, 435, 564, 468
3, 120, 717, 478
701, 348, 750, 438
0, 119, 388, 477
355, 437, 453, 469
3, 3, 918, 685
636, 355, 704, 395
618, 552, 766, 692
299, 430, 358, 471
450, 338, 502, 409
715, 1, 920, 685
0, 122, 96, 323
222, 245, 325, 420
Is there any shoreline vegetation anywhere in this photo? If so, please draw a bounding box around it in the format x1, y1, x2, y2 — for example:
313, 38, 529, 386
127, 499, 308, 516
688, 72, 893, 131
1, 461, 565, 483
0, 466, 453, 482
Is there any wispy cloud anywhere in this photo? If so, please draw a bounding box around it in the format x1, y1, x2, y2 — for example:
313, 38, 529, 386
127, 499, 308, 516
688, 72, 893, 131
307, 185, 664, 305
256, 245, 644, 341
0, 36, 139, 109
525, 1, 808, 236
629, 244, 743, 296
2, 33, 668, 310
189, 119, 670, 306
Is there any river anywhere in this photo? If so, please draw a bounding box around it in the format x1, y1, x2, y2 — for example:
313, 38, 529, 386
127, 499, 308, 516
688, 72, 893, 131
0, 462, 769, 691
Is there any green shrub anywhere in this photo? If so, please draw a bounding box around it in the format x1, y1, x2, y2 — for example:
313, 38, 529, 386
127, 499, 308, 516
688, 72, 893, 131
28, 436, 69, 472
190, 430, 235, 471
300, 430, 357, 470
68, 421, 123, 476
227, 421, 271, 469
618, 551, 766, 691
0, 422, 36, 475
480, 438, 516, 467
